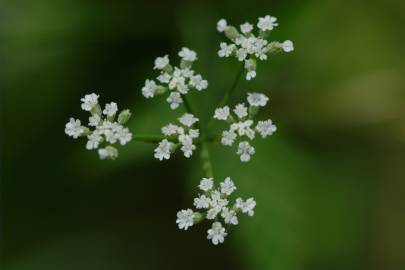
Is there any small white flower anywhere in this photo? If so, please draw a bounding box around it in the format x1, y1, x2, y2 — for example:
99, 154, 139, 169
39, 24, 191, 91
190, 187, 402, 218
65, 118, 84, 139
199, 177, 214, 191
214, 106, 230, 121
282, 40, 294, 52
237, 141, 255, 162
210, 190, 229, 208
179, 135, 196, 158
233, 103, 248, 119
161, 123, 180, 136
80, 93, 99, 111
194, 195, 211, 209
190, 74, 208, 91
86, 131, 102, 150
176, 209, 195, 230
154, 55, 169, 70
246, 70, 256, 80
236, 197, 256, 216
116, 126, 132, 145
178, 47, 197, 62
236, 48, 247, 61
154, 139, 172, 161
166, 92, 183, 110
240, 22, 253, 33
103, 102, 118, 116
142, 79, 157, 98
206, 205, 222, 220
217, 19, 227, 32
218, 42, 236, 58
231, 120, 255, 139
98, 148, 109, 159
221, 130, 237, 146
247, 92, 269, 107
88, 114, 101, 127
221, 207, 238, 225
97, 146, 118, 160
157, 72, 171, 84
207, 222, 227, 245
220, 177, 236, 195
188, 129, 199, 138
256, 120, 277, 138
178, 113, 199, 127
257, 15, 278, 31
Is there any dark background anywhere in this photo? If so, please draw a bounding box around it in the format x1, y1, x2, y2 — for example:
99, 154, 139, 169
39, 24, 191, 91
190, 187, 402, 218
1, 0, 405, 269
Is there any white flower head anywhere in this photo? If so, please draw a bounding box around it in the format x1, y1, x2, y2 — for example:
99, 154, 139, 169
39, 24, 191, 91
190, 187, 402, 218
282, 40, 294, 52
176, 209, 195, 230
178, 113, 199, 127
157, 72, 171, 84
103, 102, 118, 116
190, 74, 208, 91
154, 55, 169, 70
65, 118, 84, 139
220, 177, 236, 195
88, 114, 101, 127
199, 177, 214, 191
194, 194, 211, 209
256, 120, 277, 138
206, 205, 222, 220
142, 79, 157, 98
246, 70, 256, 80
221, 130, 237, 146
240, 22, 253, 34
179, 135, 196, 158
247, 92, 269, 107
221, 207, 238, 225
161, 123, 180, 136
80, 93, 99, 111
166, 91, 183, 110
218, 42, 236, 58
154, 139, 173, 161
178, 47, 197, 62
237, 141, 255, 162
217, 19, 227, 32
233, 103, 248, 119
214, 106, 230, 121
86, 131, 102, 150
207, 222, 227, 245
257, 15, 278, 31
98, 146, 118, 160
236, 197, 256, 216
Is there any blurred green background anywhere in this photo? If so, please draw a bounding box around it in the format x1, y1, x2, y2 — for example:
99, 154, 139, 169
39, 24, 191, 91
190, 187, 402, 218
1, 0, 405, 269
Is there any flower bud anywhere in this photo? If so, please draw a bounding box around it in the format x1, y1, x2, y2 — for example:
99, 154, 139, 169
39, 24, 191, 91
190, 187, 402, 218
266, 42, 283, 54
91, 104, 102, 116
225, 26, 239, 40
118, 109, 131, 124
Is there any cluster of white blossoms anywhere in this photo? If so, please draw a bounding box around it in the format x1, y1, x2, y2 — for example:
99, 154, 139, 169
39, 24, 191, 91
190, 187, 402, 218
217, 15, 294, 80
214, 92, 276, 162
176, 177, 256, 245
64, 93, 132, 159
142, 47, 208, 110
154, 113, 200, 160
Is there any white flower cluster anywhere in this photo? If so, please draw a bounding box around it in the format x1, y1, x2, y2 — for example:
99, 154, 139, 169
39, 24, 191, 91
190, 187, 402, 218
142, 48, 208, 110
64, 93, 132, 159
217, 16, 294, 80
176, 177, 256, 245
214, 92, 276, 162
154, 113, 200, 160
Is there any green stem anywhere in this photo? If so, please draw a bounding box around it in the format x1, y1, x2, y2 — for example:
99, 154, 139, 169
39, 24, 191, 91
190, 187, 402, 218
217, 63, 245, 108
132, 135, 166, 143
182, 94, 202, 131
207, 64, 244, 128
200, 142, 214, 178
